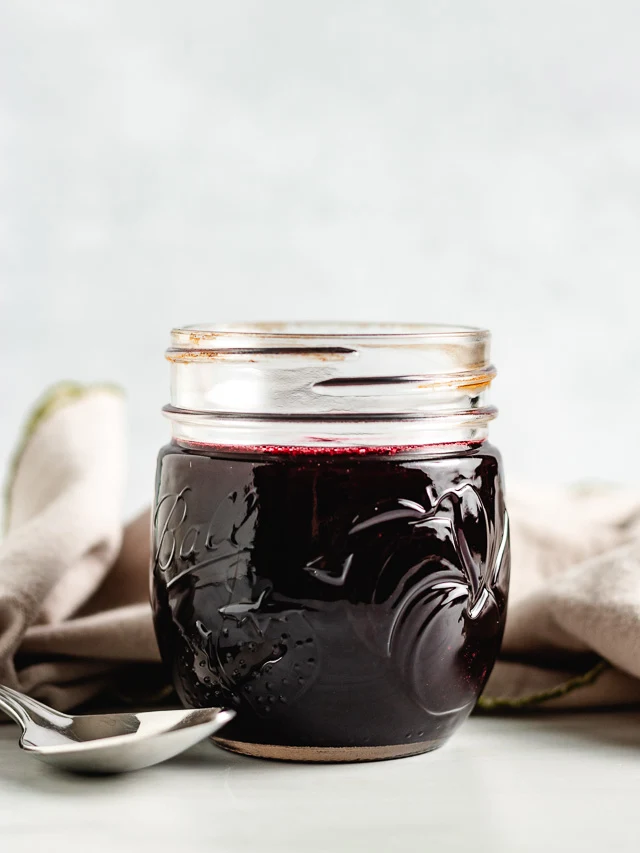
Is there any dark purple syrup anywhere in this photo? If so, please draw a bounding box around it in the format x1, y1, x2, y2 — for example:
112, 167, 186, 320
151, 442, 509, 753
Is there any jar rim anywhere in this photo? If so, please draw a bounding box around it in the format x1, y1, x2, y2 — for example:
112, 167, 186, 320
171, 322, 489, 344
164, 321, 496, 448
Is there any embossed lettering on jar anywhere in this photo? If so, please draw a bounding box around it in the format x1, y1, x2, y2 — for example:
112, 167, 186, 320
151, 324, 510, 761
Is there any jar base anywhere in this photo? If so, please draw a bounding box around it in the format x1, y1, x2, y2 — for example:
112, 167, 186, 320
212, 736, 442, 763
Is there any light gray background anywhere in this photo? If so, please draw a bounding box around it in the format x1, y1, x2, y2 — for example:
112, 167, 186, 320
1, 1, 639, 516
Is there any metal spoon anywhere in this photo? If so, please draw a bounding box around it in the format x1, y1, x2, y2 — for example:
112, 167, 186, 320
0, 685, 234, 774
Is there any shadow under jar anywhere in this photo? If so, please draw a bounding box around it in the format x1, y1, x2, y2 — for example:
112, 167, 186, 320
151, 323, 510, 762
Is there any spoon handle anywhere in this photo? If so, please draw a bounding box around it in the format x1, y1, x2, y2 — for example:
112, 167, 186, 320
0, 685, 70, 732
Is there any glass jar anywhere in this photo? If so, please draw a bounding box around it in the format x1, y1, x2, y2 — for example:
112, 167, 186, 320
151, 323, 510, 761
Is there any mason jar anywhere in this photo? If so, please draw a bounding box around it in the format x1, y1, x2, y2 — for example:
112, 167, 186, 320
151, 323, 510, 762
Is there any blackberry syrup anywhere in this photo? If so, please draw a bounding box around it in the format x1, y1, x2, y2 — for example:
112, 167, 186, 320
151, 441, 509, 760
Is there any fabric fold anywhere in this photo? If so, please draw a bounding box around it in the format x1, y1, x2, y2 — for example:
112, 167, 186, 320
484, 485, 640, 708
0, 384, 159, 710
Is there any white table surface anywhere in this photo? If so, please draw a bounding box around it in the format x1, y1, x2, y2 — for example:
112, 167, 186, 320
1, 710, 638, 853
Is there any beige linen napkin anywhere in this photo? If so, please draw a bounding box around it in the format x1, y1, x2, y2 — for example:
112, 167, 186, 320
3, 382, 640, 712
0, 384, 161, 710
482, 485, 640, 709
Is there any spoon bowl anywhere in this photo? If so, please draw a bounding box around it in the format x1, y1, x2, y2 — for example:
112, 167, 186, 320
0, 685, 234, 774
